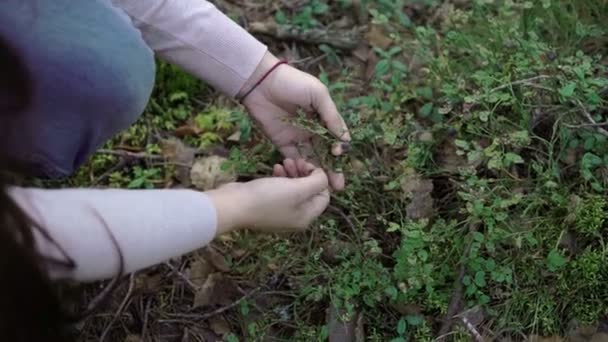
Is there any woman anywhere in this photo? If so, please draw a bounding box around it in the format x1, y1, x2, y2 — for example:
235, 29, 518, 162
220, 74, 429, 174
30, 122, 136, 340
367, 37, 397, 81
0, 0, 350, 340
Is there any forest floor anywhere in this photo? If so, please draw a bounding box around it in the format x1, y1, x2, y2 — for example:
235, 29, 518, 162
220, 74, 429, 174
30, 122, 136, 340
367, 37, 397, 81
57, 0, 608, 341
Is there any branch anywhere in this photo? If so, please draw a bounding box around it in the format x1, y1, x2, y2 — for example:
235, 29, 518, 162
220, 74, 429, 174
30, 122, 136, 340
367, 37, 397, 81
436, 223, 480, 341
490, 75, 552, 93
249, 21, 362, 50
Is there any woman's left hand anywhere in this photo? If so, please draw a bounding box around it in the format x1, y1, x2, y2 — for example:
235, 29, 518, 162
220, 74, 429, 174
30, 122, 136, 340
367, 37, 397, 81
238, 52, 351, 191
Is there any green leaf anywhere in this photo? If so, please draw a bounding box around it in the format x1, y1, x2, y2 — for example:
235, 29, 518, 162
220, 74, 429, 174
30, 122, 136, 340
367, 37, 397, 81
547, 249, 567, 271
504, 152, 524, 165
559, 82, 577, 98
487, 156, 503, 169
416, 87, 433, 100
275, 9, 287, 24
406, 314, 424, 326
375, 59, 391, 76
474, 270, 486, 287
127, 178, 144, 189
387, 222, 401, 232
397, 318, 407, 335
419, 103, 434, 117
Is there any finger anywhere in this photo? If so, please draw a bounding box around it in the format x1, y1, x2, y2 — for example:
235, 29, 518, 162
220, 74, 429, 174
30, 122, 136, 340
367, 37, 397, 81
328, 171, 345, 191
283, 158, 298, 178
295, 158, 314, 177
331, 142, 352, 156
312, 83, 351, 142
304, 189, 331, 223
294, 168, 329, 200
273, 164, 287, 177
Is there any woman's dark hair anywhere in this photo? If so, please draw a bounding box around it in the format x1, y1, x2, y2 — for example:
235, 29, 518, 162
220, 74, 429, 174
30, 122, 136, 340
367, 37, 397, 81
0, 34, 126, 342
0, 36, 76, 342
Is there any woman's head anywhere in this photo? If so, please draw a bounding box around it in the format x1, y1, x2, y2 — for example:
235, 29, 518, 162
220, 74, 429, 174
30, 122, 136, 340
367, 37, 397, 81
0, 35, 75, 342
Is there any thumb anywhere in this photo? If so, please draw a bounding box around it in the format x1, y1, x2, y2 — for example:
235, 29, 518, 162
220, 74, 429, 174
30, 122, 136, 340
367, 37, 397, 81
293, 168, 329, 200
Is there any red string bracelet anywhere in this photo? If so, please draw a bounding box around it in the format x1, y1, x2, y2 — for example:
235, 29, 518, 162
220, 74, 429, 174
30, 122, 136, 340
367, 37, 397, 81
238, 60, 288, 103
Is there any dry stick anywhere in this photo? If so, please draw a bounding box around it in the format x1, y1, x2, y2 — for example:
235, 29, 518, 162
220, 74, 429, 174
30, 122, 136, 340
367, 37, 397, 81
248, 21, 362, 50
327, 204, 357, 235
459, 315, 484, 342
197, 287, 260, 321
574, 98, 608, 137
164, 261, 200, 291
141, 298, 153, 341
436, 223, 480, 341
92, 158, 129, 186
99, 273, 136, 342
97, 149, 164, 160
489, 74, 552, 92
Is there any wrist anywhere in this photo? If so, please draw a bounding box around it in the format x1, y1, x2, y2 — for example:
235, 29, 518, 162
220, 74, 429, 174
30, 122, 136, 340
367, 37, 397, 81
236, 51, 280, 100
206, 184, 249, 236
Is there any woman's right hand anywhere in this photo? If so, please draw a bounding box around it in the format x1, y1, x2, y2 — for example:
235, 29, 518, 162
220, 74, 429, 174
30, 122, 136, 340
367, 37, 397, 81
207, 159, 330, 236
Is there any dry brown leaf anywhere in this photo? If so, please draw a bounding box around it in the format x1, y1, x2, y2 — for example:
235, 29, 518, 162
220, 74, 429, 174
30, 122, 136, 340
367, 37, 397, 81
365, 24, 392, 49
208, 316, 231, 336
321, 240, 354, 265
435, 139, 472, 173
527, 335, 563, 342
174, 121, 202, 137
192, 273, 238, 309
160, 138, 196, 186
400, 170, 434, 219
124, 335, 142, 342
327, 304, 357, 342
591, 333, 608, 342
227, 130, 241, 142
390, 303, 422, 315
189, 258, 214, 287
190, 156, 237, 191
355, 312, 365, 342
134, 273, 163, 293
203, 247, 230, 273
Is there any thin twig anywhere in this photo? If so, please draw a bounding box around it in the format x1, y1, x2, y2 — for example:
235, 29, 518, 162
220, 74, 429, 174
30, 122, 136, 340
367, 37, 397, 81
92, 158, 129, 186
97, 149, 163, 160
166, 288, 260, 321
164, 261, 200, 291
436, 223, 480, 341
141, 298, 153, 340
490, 75, 551, 92
327, 204, 357, 234
198, 287, 259, 320
99, 273, 136, 342
459, 316, 484, 342
574, 98, 608, 136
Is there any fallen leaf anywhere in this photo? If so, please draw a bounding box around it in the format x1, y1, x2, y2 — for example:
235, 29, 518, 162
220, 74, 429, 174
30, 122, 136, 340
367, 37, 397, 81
365, 24, 392, 49
591, 333, 608, 342
193, 273, 238, 309
390, 303, 422, 315
189, 258, 214, 287
124, 335, 142, 342
203, 247, 230, 272
134, 273, 163, 293
528, 335, 564, 342
231, 248, 247, 259
160, 138, 196, 186
400, 171, 434, 220
227, 130, 241, 142
174, 122, 202, 137
190, 156, 237, 191
327, 303, 357, 342
435, 139, 471, 173
355, 312, 365, 342
208, 316, 231, 336
321, 240, 354, 265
